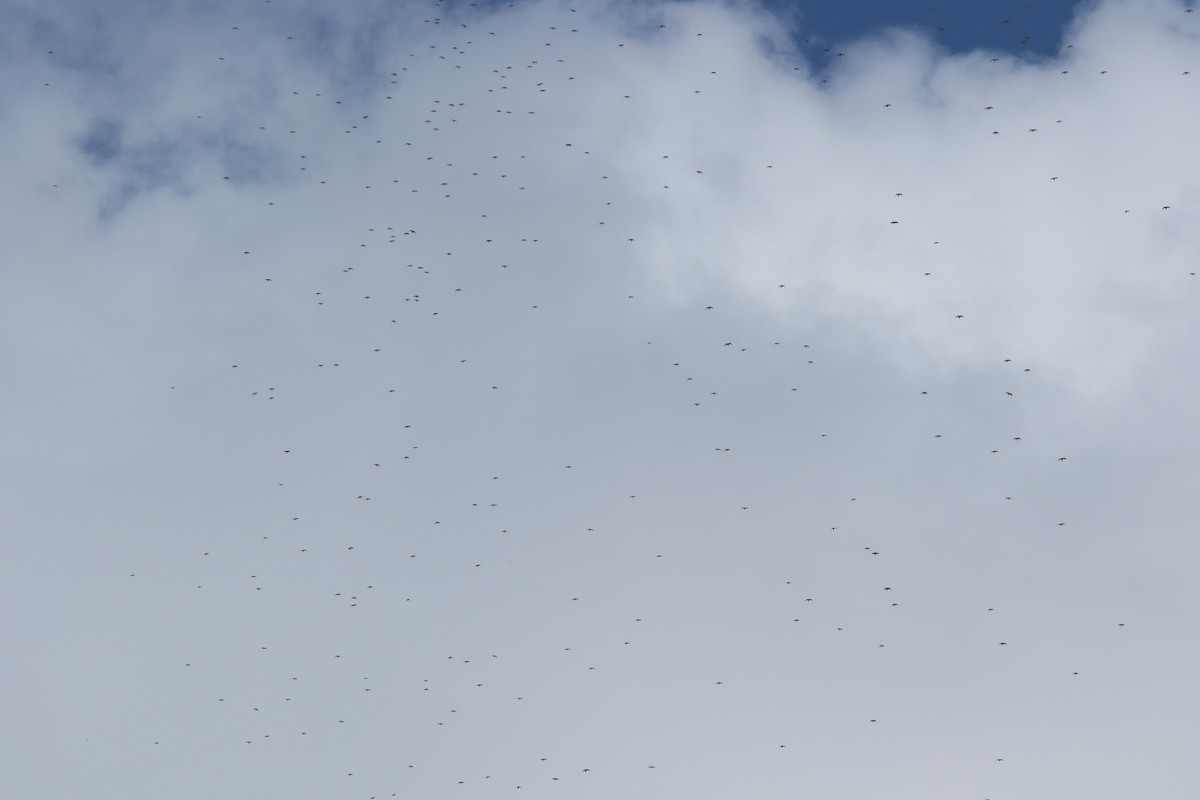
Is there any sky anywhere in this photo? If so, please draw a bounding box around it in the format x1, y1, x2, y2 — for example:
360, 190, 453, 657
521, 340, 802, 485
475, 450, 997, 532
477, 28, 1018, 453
2, 0, 1199, 797
771, 0, 1082, 61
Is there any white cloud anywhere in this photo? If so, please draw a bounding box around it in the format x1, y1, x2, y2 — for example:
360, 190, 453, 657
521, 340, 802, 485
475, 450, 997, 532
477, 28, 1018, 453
2, 1, 1198, 797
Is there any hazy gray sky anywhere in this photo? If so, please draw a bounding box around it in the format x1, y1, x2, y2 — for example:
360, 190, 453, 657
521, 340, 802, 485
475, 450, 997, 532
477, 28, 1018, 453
2, 1, 1199, 798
